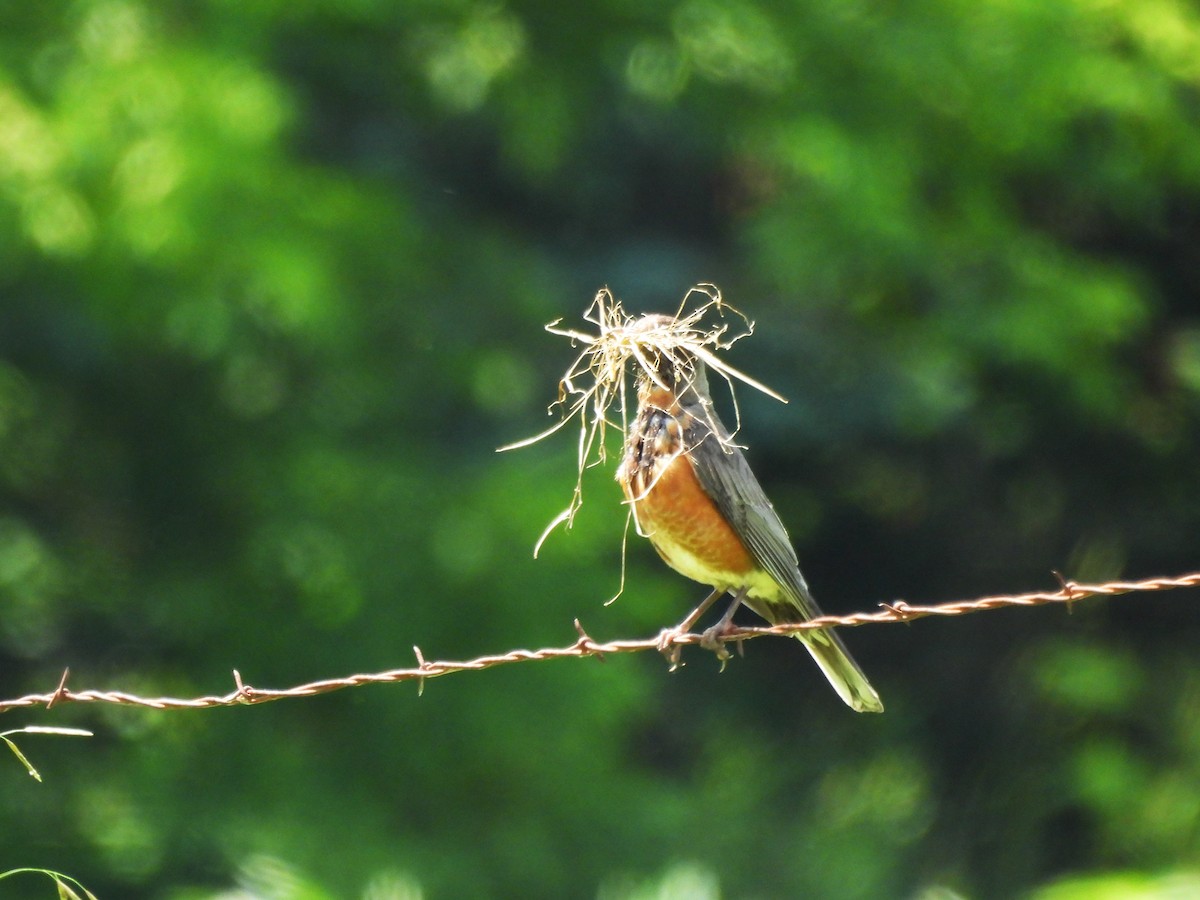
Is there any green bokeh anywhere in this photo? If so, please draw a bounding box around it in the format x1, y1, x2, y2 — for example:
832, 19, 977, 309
2, 0, 1199, 897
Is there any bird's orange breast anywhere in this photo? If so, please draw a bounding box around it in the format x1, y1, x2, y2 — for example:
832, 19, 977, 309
626, 443, 758, 587
619, 393, 758, 592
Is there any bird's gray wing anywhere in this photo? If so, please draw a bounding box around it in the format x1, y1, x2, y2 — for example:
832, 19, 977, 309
684, 415, 823, 621
682, 405, 885, 713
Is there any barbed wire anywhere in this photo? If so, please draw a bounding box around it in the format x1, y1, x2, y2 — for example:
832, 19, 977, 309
1, 571, 1197, 716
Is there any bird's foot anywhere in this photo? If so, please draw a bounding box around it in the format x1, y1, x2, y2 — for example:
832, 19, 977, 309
656, 627, 686, 670
698, 620, 740, 671
656, 587, 750, 672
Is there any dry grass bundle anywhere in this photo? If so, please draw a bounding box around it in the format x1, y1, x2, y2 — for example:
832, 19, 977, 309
502, 284, 786, 559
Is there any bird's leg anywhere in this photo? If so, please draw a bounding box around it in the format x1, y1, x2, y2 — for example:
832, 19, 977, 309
657, 586, 724, 666
700, 586, 750, 661
677, 586, 726, 634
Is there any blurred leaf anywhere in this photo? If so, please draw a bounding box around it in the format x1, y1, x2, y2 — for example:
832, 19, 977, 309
1031, 640, 1143, 714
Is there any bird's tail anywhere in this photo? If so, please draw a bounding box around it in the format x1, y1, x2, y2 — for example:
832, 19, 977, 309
798, 628, 884, 713
752, 588, 884, 713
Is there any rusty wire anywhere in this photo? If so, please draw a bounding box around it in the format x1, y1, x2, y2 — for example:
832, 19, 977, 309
1, 571, 1197, 716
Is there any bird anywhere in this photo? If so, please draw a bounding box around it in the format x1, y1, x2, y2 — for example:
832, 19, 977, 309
616, 316, 884, 713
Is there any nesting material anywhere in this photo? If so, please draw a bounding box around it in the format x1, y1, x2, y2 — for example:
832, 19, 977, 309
502, 284, 785, 558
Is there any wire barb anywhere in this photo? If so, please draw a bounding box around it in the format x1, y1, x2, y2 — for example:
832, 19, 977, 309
45, 668, 71, 710
0, 571, 1195, 716
573, 619, 605, 661
878, 600, 915, 622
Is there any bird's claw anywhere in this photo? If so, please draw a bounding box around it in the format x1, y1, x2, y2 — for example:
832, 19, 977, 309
699, 621, 737, 670
657, 615, 743, 672
657, 627, 685, 670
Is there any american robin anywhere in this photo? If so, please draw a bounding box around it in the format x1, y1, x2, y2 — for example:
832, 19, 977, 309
617, 316, 884, 713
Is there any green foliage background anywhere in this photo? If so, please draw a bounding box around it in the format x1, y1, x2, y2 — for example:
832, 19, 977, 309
2, 1, 1200, 897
